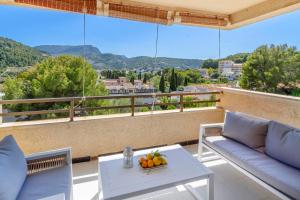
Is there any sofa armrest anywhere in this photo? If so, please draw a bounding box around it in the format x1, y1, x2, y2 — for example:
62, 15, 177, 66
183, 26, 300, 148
198, 123, 224, 159
26, 148, 71, 175
200, 123, 224, 138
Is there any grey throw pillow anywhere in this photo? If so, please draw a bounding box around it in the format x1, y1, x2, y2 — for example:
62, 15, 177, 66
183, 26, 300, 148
0, 135, 27, 200
266, 121, 300, 169
223, 112, 269, 148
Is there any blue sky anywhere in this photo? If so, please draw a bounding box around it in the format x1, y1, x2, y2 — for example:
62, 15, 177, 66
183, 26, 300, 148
0, 5, 300, 59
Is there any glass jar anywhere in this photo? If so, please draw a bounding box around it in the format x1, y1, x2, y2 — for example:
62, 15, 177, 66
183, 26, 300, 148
123, 146, 134, 168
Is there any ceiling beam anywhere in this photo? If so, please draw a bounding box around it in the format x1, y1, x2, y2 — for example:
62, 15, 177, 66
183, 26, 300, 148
229, 0, 300, 29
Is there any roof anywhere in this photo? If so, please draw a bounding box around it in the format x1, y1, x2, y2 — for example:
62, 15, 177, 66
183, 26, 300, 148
1, 0, 300, 29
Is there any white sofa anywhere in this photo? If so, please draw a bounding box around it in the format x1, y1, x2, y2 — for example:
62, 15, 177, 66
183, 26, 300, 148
199, 112, 300, 200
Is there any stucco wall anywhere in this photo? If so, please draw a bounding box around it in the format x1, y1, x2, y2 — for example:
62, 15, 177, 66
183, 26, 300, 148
217, 87, 300, 128
0, 108, 224, 158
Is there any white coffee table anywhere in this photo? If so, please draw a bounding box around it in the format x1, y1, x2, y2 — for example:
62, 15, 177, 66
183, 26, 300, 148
98, 144, 214, 200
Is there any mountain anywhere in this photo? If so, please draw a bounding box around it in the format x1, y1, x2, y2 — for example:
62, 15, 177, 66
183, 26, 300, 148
0, 37, 204, 70
35, 45, 203, 69
0, 37, 46, 68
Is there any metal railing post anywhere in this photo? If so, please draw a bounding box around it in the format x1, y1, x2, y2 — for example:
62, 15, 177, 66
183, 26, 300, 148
69, 99, 75, 121
180, 94, 184, 112
131, 96, 135, 116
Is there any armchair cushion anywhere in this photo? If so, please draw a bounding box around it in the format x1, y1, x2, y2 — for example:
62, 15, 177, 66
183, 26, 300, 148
17, 165, 72, 200
0, 135, 27, 200
266, 121, 300, 169
223, 112, 269, 148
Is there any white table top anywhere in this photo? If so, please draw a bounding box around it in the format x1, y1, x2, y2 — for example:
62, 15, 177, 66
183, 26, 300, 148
98, 144, 213, 200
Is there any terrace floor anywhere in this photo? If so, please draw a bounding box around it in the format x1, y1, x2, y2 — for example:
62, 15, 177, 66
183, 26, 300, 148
72, 144, 281, 200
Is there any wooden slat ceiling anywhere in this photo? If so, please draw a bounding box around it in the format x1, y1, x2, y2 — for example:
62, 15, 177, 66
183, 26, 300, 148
1, 0, 300, 29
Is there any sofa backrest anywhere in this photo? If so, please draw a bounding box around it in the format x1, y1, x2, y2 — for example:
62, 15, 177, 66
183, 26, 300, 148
266, 121, 300, 169
223, 111, 269, 149
0, 135, 27, 200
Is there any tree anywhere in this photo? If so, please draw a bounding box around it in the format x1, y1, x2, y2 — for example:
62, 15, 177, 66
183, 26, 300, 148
150, 75, 160, 89
239, 44, 296, 93
202, 59, 219, 69
159, 72, 165, 93
169, 68, 177, 91
184, 77, 189, 86
3, 55, 107, 113
175, 73, 178, 88
138, 72, 142, 80
143, 75, 147, 84
130, 76, 135, 85
207, 68, 214, 78
225, 53, 249, 63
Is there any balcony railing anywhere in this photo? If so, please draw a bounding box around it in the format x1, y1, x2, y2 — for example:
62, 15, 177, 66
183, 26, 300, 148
0, 91, 222, 122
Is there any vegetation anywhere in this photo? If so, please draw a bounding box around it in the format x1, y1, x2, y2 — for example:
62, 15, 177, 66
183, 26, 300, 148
3, 55, 107, 118
169, 68, 177, 91
226, 53, 249, 63
159, 72, 165, 93
240, 44, 300, 95
0, 37, 45, 68
155, 68, 206, 92
201, 53, 250, 69
101, 69, 126, 79
202, 59, 218, 69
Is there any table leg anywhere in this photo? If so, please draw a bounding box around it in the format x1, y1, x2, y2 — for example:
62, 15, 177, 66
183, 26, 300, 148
207, 174, 214, 200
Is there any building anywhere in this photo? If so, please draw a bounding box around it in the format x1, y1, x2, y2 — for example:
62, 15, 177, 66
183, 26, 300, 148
199, 68, 209, 79
103, 77, 156, 94
219, 60, 243, 79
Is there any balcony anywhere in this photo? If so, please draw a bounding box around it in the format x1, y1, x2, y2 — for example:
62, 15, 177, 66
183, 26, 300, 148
0, 87, 299, 200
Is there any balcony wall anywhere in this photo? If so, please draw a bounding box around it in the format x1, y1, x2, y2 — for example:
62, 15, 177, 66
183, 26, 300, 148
217, 87, 300, 128
0, 108, 224, 158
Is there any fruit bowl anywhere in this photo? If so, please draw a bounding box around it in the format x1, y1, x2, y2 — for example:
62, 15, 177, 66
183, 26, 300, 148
138, 150, 167, 170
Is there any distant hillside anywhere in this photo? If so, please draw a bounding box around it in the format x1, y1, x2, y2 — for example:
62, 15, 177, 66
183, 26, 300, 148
225, 53, 250, 63
35, 45, 203, 69
0, 37, 46, 68
0, 37, 247, 71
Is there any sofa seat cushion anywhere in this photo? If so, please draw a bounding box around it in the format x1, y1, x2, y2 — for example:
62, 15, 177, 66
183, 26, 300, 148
0, 135, 27, 200
17, 165, 72, 200
223, 112, 269, 148
204, 136, 300, 200
266, 121, 300, 169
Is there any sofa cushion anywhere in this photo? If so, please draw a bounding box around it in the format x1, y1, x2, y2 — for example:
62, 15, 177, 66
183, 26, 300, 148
204, 136, 300, 199
17, 165, 72, 200
0, 135, 27, 200
223, 112, 269, 148
266, 121, 300, 169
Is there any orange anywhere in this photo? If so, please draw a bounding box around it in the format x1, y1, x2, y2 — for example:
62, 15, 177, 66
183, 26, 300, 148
141, 160, 148, 168
148, 160, 154, 168
139, 157, 146, 164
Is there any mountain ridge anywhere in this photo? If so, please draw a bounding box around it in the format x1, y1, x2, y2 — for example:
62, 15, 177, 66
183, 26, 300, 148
35, 45, 204, 69
0, 37, 249, 70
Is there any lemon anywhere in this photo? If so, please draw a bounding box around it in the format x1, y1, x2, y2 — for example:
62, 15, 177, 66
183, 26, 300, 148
161, 157, 167, 165
153, 156, 162, 166
146, 153, 153, 160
